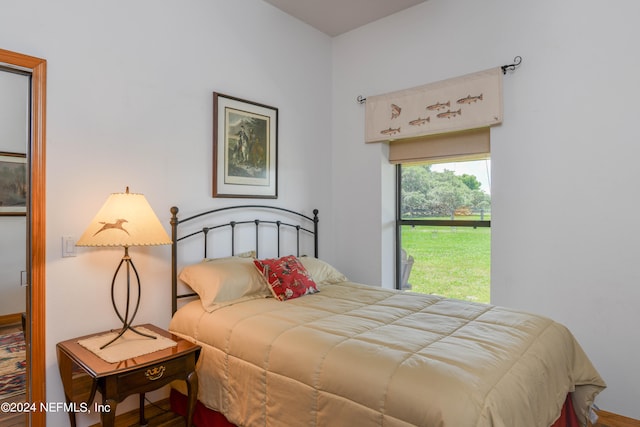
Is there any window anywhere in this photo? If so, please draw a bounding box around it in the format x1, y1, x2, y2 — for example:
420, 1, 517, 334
397, 159, 491, 302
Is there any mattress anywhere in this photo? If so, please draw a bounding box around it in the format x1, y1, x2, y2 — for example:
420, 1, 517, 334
169, 281, 605, 427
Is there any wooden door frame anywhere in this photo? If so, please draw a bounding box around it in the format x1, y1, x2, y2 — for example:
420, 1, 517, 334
0, 48, 46, 427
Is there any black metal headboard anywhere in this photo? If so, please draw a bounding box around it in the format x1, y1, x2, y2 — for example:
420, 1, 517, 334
170, 205, 319, 314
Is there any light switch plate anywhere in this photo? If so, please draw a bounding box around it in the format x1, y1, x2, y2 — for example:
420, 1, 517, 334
62, 235, 76, 257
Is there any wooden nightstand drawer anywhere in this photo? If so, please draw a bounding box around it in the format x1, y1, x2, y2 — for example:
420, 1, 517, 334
117, 353, 194, 393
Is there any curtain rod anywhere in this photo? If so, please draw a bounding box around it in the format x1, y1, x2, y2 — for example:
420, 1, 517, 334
356, 56, 522, 104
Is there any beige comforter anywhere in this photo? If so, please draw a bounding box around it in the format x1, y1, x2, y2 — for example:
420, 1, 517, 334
169, 281, 605, 427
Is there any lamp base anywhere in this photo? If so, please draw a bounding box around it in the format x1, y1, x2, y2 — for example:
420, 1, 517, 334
100, 323, 157, 350
101, 247, 156, 349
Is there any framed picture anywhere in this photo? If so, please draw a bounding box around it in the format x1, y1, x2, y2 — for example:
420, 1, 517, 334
213, 92, 278, 198
0, 152, 27, 216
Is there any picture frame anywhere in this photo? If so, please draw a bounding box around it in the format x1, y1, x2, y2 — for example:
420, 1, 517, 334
213, 92, 278, 198
0, 152, 27, 216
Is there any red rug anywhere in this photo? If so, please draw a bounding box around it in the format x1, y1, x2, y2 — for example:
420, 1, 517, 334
0, 331, 26, 400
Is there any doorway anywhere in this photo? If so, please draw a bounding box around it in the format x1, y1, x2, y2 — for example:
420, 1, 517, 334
0, 48, 46, 427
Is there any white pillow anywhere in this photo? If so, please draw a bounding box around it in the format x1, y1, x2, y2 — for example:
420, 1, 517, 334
178, 257, 270, 312
298, 257, 348, 286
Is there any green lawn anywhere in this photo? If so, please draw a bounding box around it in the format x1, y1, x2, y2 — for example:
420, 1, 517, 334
402, 225, 490, 303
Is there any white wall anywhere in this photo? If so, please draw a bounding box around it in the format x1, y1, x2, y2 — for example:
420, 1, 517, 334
332, 0, 640, 419
1, 1, 332, 425
0, 216, 26, 314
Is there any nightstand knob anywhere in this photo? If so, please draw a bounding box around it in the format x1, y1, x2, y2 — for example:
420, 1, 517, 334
145, 365, 165, 381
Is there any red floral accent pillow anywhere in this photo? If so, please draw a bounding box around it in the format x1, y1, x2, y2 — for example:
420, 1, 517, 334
253, 255, 319, 301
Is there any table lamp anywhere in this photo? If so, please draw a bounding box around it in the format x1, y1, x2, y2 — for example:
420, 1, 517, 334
76, 187, 172, 349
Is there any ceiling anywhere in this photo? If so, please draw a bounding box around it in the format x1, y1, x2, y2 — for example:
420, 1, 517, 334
262, 0, 428, 37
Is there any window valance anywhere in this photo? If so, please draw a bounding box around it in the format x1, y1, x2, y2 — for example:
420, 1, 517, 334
364, 67, 503, 144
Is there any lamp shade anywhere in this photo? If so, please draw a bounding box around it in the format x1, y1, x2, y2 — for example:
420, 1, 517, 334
76, 188, 172, 247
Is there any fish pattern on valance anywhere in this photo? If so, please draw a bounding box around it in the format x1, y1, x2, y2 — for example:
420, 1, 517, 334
365, 67, 503, 143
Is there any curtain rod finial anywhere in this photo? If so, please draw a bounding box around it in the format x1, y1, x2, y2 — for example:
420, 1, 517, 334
357, 95, 367, 104
501, 56, 522, 75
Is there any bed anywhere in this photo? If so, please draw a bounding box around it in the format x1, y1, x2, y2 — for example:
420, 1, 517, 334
167, 205, 605, 427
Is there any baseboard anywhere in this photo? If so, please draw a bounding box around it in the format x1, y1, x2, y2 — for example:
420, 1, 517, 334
0, 313, 23, 326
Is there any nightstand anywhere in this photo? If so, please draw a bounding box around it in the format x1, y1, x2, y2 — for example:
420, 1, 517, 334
57, 324, 200, 427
